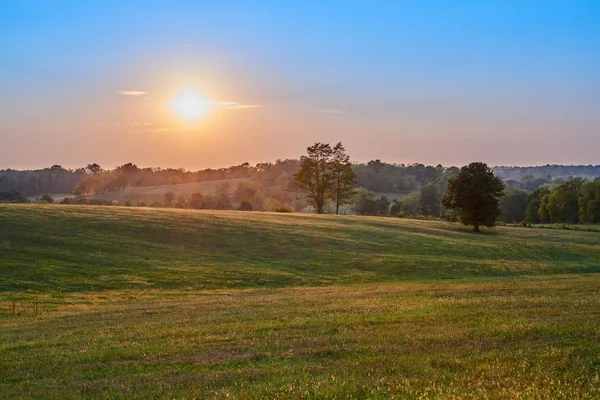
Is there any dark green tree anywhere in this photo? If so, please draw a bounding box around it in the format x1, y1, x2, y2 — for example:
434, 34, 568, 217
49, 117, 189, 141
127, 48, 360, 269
215, 182, 233, 210
163, 191, 176, 207
188, 193, 204, 209
419, 184, 440, 216
330, 142, 357, 214
499, 189, 529, 223
524, 187, 551, 224
238, 200, 254, 211
294, 142, 334, 214
353, 188, 376, 215
578, 179, 600, 223
442, 162, 505, 232
86, 163, 102, 174
174, 195, 188, 209
546, 178, 583, 223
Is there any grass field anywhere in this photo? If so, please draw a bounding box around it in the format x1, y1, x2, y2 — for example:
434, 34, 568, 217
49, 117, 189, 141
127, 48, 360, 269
1, 205, 599, 398
90, 178, 251, 204
34, 178, 251, 204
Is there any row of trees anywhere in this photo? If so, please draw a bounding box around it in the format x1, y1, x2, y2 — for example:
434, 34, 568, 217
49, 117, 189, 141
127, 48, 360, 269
293, 144, 506, 231
2, 159, 598, 199
522, 178, 600, 224
0, 166, 84, 196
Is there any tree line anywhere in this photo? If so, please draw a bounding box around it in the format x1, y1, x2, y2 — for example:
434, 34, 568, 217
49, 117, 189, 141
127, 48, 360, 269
2, 159, 598, 199
2, 144, 599, 228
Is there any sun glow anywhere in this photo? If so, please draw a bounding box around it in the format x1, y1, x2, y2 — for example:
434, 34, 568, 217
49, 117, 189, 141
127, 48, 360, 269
171, 91, 210, 121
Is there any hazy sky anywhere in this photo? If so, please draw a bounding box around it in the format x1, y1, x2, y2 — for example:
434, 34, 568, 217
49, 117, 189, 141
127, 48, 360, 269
1, 1, 599, 170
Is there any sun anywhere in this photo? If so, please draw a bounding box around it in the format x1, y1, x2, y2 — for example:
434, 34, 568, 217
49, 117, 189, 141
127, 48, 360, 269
171, 91, 210, 121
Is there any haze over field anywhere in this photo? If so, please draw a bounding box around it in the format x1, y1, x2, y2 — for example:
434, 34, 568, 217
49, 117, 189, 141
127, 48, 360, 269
2, 1, 600, 169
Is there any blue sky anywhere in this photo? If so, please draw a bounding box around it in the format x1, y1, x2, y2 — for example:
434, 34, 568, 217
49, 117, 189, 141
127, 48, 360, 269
1, 1, 599, 169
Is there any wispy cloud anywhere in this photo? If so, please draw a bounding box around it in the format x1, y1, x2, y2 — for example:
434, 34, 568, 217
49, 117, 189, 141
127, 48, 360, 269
117, 91, 148, 96
210, 101, 261, 110
317, 108, 344, 114
224, 104, 261, 110
94, 122, 120, 126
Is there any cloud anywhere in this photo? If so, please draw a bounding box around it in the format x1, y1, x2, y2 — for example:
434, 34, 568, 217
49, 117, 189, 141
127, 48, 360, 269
210, 101, 261, 110
117, 91, 148, 96
224, 104, 261, 110
317, 108, 344, 114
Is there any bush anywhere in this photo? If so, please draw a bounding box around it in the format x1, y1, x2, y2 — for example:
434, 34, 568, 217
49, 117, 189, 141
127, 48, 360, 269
238, 200, 254, 211
441, 213, 458, 223
137, 202, 147, 207
40, 194, 54, 204
273, 205, 292, 213
0, 190, 28, 203
395, 211, 405, 218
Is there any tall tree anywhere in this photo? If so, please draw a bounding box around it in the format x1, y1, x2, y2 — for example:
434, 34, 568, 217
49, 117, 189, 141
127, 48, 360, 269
546, 178, 583, 223
330, 142, 357, 214
498, 188, 528, 223
86, 163, 102, 174
419, 184, 441, 216
294, 143, 334, 214
579, 179, 600, 223
163, 191, 176, 207
524, 186, 551, 224
442, 162, 505, 232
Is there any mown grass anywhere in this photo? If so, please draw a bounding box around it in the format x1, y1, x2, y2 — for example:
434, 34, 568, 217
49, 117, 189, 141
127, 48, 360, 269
1, 204, 599, 293
1, 204, 599, 398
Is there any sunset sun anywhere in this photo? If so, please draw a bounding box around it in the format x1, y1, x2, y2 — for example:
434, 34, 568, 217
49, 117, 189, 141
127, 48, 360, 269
171, 91, 210, 121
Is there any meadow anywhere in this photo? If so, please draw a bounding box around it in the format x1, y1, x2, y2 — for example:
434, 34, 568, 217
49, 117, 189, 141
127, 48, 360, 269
1, 204, 599, 398
35, 178, 251, 204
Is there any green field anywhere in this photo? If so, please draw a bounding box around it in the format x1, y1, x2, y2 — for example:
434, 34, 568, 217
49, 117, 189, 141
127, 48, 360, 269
88, 178, 251, 204
36, 178, 250, 204
1, 205, 599, 398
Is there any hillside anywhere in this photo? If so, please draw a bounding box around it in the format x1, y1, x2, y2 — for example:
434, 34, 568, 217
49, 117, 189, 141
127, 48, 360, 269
1, 204, 599, 293
87, 178, 251, 204
1, 205, 599, 398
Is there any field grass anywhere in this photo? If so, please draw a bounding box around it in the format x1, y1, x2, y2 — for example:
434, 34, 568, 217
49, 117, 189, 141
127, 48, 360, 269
89, 178, 251, 204
1, 204, 599, 398
530, 223, 600, 232
28, 178, 251, 204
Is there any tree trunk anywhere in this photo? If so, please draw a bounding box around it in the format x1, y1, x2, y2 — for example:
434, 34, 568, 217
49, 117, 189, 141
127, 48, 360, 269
473, 224, 480, 233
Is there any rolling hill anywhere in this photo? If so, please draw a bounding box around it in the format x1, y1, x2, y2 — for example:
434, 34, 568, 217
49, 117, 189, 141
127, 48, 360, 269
1, 205, 599, 398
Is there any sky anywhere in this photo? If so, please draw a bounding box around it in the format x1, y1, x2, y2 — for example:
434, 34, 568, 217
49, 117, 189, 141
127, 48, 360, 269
1, 1, 599, 170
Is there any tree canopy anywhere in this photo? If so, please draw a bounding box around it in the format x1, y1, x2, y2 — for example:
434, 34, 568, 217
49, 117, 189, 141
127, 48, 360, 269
442, 162, 505, 232
294, 142, 356, 214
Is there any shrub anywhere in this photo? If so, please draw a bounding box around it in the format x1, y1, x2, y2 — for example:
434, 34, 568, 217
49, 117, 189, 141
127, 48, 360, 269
238, 200, 254, 211
40, 194, 54, 204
